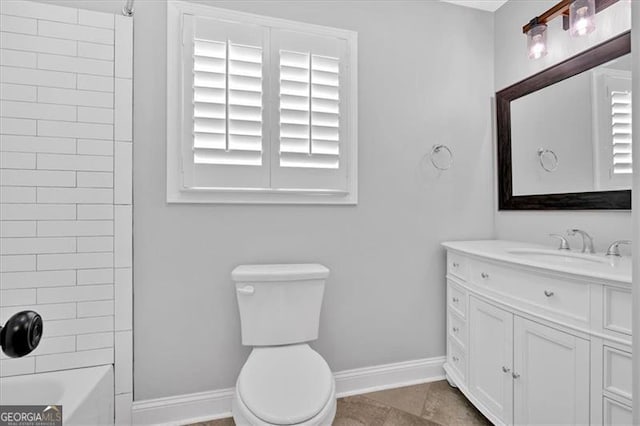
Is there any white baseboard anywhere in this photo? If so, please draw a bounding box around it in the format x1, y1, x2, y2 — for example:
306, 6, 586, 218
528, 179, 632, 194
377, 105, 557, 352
132, 387, 235, 425
334, 356, 446, 398
131, 356, 445, 425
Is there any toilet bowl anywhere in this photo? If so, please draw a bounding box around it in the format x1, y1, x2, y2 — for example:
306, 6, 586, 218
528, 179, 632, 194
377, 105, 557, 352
232, 345, 336, 425
231, 264, 335, 426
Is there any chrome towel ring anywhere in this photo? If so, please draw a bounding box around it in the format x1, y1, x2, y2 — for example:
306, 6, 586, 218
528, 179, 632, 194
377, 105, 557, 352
537, 148, 558, 172
430, 144, 453, 171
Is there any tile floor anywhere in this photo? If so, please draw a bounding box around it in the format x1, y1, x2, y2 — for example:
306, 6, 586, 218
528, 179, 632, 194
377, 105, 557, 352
191, 380, 490, 426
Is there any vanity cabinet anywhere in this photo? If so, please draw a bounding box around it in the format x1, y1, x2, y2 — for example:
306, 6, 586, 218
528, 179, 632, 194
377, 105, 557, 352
443, 241, 632, 426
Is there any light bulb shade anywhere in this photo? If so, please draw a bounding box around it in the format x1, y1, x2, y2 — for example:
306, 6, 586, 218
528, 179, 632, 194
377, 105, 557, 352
569, 0, 596, 37
527, 23, 548, 60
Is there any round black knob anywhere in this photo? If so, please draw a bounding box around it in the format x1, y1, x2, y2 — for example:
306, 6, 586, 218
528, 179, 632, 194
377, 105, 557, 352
0, 311, 43, 358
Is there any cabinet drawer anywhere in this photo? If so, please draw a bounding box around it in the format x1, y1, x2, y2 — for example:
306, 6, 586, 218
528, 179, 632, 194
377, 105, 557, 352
448, 339, 466, 382
448, 310, 467, 349
604, 286, 632, 336
603, 397, 633, 426
469, 260, 590, 325
448, 280, 467, 318
447, 252, 468, 281
604, 346, 632, 402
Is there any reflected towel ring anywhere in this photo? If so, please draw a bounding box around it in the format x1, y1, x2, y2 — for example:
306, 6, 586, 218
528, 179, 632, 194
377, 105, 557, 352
537, 148, 558, 172
431, 144, 453, 171
122, 0, 134, 15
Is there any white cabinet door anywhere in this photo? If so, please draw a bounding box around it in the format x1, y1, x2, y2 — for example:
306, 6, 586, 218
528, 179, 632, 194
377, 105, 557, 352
468, 297, 514, 424
513, 317, 590, 425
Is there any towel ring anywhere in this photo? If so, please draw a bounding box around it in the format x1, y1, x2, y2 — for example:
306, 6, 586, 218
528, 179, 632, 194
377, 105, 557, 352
430, 144, 453, 171
537, 148, 558, 173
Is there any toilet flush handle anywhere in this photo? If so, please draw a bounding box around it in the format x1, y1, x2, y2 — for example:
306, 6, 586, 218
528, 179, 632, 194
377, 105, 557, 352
237, 286, 255, 295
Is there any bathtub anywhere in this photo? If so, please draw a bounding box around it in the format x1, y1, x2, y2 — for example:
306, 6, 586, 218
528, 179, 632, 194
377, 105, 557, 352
0, 365, 114, 425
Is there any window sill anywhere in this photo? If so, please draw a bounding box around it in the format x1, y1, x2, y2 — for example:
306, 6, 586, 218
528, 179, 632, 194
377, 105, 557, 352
166, 187, 357, 205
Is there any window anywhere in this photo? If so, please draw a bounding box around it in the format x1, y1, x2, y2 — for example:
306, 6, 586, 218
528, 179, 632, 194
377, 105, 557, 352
167, 2, 357, 204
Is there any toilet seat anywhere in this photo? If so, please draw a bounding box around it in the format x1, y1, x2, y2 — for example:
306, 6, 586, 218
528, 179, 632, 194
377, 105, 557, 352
236, 344, 334, 425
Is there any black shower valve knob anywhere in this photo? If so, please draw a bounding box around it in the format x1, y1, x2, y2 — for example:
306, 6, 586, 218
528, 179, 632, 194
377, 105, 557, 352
0, 310, 43, 358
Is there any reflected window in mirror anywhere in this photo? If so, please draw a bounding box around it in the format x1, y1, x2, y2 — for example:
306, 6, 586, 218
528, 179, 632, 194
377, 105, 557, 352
593, 56, 632, 191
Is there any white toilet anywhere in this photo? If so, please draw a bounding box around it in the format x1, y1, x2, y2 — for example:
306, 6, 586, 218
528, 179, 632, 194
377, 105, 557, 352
231, 264, 336, 426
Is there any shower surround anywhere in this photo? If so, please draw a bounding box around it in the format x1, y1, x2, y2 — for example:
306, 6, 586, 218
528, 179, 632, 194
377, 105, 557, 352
0, 1, 133, 422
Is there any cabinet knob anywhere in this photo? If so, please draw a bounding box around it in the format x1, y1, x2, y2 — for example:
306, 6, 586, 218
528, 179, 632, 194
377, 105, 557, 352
481, 272, 489, 279
544, 290, 554, 297
502, 366, 511, 373
512, 372, 520, 379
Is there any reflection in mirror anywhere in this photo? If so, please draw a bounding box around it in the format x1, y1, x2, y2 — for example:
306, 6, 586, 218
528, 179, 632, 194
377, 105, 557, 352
511, 53, 632, 196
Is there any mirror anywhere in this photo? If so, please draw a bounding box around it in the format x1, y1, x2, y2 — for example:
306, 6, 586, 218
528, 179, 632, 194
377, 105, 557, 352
497, 31, 631, 210
512, 53, 632, 195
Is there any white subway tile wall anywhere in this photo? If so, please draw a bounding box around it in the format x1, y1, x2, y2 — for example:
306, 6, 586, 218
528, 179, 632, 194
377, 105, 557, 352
0, 6, 132, 413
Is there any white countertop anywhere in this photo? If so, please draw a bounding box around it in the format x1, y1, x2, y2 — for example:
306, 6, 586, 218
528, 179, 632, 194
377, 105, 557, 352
442, 240, 632, 285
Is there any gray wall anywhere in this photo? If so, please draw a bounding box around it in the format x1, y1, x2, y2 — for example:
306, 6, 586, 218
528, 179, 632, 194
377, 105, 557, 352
494, 0, 633, 252
133, 0, 494, 399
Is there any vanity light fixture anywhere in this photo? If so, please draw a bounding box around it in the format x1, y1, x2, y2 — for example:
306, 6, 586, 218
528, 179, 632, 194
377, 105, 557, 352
569, 0, 596, 37
527, 19, 548, 59
523, 0, 619, 59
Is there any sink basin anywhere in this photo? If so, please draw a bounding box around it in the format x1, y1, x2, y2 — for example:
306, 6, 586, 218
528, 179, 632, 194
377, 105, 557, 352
506, 248, 610, 265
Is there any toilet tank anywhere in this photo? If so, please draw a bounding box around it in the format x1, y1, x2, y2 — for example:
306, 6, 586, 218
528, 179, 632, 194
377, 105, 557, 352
232, 264, 330, 346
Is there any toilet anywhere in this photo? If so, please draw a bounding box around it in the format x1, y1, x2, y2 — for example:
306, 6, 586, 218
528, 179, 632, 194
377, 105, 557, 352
231, 264, 336, 426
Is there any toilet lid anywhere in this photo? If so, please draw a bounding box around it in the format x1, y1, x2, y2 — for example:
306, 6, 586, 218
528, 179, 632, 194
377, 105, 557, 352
238, 344, 334, 425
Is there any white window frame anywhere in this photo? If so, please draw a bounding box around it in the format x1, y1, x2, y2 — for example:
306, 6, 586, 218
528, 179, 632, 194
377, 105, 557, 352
167, 1, 358, 204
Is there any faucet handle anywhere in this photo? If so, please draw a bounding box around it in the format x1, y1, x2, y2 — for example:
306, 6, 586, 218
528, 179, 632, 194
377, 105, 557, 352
549, 234, 571, 250
605, 240, 632, 257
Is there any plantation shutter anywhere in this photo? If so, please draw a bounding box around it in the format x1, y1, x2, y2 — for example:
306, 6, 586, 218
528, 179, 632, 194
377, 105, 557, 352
279, 51, 340, 169
610, 90, 632, 175
270, 29, 350, 192
181, 15, 269, 189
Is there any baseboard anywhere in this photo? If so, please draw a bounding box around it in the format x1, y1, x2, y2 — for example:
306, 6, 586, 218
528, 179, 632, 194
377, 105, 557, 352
131, 356, 446, 425
132, 387, 235, 425
334, 356, 446, 397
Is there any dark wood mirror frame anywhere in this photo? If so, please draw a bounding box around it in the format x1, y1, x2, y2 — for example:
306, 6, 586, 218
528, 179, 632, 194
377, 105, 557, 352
496, 31, 631, 210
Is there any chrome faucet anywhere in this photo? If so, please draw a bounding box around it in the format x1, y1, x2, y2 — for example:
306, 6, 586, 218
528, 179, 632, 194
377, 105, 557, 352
605, 240, 631, 257
567, 229, 595, 254
549, 234, 571, 250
